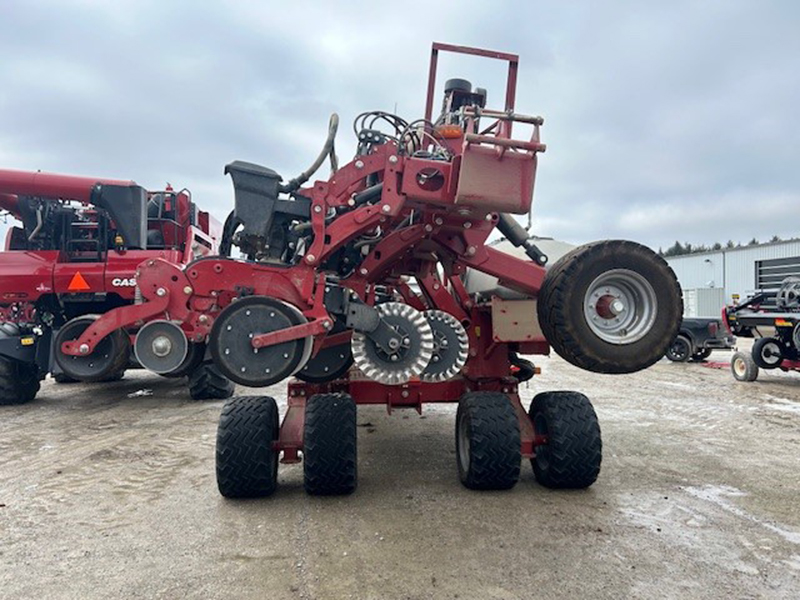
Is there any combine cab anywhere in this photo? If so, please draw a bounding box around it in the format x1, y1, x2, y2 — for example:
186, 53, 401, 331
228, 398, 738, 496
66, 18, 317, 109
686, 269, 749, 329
0, 170, 232, 403
45, 43, 683, 494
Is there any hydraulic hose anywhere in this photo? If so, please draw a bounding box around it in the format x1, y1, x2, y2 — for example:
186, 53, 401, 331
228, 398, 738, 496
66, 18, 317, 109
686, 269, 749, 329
280, 113, 340, 193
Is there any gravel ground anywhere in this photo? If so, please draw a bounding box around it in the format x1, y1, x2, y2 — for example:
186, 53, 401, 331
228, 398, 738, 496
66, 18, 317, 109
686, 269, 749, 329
1, 345, 800, 600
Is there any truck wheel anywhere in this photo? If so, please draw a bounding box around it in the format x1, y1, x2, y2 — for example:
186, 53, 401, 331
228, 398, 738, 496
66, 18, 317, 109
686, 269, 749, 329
691, 348, 712, 361
216, 396, 280, 498
665, 336, 691, 362
456, 391, 521, 490
752, 337, 783, 370
303, 393, 357, 495
0, 357, 40, 406
529, 391, 602, 489
53, 372, 78, 384
537, 240, 682, 374
189, 362, 234, 401
731, 351, 758, 382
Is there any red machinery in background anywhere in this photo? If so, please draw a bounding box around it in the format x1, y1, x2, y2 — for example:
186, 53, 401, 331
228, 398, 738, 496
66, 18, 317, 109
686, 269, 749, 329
48, 43, 682, 495
0, 168, 232, 403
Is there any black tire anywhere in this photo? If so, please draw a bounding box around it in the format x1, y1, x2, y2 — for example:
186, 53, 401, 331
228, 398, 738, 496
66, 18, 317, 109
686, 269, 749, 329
53, 372, 78, 384
54, 316, 130, 382
530, 391, 602, 489
456, 391, 521, 490
0, 357, 40, 406
665, 336, 692, 362
189, 361, 235, 401
161, 342, 205, 378
691, 348, 713, 361
537, 240, 682, 374
303, 393, 357, 495
752, 337, 784, 370
216, 396, 280, 498
731, 351, 758, 382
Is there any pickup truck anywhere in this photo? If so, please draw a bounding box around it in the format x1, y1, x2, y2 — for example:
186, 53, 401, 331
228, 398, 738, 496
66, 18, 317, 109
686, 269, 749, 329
665, 317, 735, 362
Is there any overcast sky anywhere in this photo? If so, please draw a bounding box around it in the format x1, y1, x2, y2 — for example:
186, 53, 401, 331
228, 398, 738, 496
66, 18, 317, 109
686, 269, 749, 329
1, 0, 798, 250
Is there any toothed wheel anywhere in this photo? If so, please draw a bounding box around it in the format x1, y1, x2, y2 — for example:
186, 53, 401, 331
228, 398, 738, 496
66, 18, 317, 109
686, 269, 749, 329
421, 310, 469, 383
351, 302, 433, 385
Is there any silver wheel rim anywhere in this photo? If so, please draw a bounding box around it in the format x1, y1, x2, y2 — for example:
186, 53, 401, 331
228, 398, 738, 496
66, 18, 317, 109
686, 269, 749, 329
458, 413, 470, 472
583, 269, 658, 345
760, 341, 782, 366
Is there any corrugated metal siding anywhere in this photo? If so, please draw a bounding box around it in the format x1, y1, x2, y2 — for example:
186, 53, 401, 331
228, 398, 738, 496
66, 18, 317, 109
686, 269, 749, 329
666, 240, 800, 315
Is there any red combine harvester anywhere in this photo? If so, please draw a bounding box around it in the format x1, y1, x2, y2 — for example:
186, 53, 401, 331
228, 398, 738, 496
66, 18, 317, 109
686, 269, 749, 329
51, 43, 682, 495
0, 169, 233, 403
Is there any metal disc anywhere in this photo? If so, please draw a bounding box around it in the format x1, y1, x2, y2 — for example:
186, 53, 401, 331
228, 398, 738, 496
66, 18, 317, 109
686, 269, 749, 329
209, 296, 307, 387
351, 302, 433, 385
277, 301, 314, 375
421, 310, 469, 383
134, 320, 189, 375
296, 342, 354, 383
54, 315, 130, 382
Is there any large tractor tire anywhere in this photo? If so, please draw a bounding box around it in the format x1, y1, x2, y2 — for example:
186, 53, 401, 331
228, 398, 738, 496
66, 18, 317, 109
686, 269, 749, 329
731, 351, 758, 382
216, 396, 280, 498
455, 391, 521, 490
303, 393, 358, 495
529, 391, 602, 489
537, 240, 682, 374
189, 361, 235, 401
0, 356, 40, 406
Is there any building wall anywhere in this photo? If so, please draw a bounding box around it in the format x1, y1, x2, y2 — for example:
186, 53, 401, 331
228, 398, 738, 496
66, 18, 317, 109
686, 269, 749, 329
665, 240, 800, 316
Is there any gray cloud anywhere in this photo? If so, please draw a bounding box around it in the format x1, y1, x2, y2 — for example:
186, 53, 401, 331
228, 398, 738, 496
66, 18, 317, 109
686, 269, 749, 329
1, 0, 798, 250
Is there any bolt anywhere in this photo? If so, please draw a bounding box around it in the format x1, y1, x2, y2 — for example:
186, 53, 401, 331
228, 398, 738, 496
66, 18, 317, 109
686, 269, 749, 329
306, 254, 316, 263
463, 222, 472, 229
401, 390, 409, 398
156, 288, 166, 297
388, 339, 400, 349
466, 246, 477, 256
485, 213, 494, 221
355, 160, 364, 169
198, 315, 209, 324
322, 320, 332, 330
313, 205, 322, 213
611, 299, 625, 314
359, 267, 368, 275
183, 286, 192, 295
424, 224, 433, 232
435, 217, 443, 226
79, 343, 89, 354
382, 204, 391, 213
388, 155, 398, 164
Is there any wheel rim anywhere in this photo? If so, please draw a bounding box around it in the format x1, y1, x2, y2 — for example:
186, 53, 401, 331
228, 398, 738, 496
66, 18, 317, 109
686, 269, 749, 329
457, 413, 471, 472
760, 341, 783, 366
669, 339, 689, 360
733, 356, 746, 377
583, 269, 658, 345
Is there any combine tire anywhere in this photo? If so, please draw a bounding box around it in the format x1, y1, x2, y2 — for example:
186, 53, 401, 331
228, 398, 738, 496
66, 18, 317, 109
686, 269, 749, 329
0, 357, 40, 406
731, 351, 758, 382
537, 240, 682, 374
456, 392, 521, 490
529, 391, 602, 489
303, 393, 357, 495
752, 337, 783, 370
665, 336, 691, 362
189, 362, 234, 401
216, 396, 280, 498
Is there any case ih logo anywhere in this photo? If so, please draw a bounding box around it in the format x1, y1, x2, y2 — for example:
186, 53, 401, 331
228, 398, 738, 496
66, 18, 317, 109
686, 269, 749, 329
112, 278, 138, 287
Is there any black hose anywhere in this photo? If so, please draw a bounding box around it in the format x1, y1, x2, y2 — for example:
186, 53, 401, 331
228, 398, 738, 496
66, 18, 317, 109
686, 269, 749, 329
280, 114, 339, 193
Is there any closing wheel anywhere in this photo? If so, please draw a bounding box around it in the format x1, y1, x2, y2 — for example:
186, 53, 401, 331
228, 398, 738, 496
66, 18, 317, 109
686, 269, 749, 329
54, 316, 130, 382
134, 320, 188, 374
303, 393, 357, 495
0, 356, 40, 406
752, 337, 783, 370
209, 297, 312, 387
351, 302, 433, 385
456, 392, 521, 490
160, 342, 205, 378
537, 240, 682, 374
731, 351, 759, 382
529, 391, 602, 489
421, 310, 469, 383
216, 396, 280, 498
665, 336, 691, 362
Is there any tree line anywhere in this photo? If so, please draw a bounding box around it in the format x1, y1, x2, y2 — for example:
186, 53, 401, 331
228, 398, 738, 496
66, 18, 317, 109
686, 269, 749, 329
658, 235, 797, 257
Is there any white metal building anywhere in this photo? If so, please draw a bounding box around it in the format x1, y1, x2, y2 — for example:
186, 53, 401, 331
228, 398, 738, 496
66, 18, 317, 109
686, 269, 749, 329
665, 240, 800, 317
